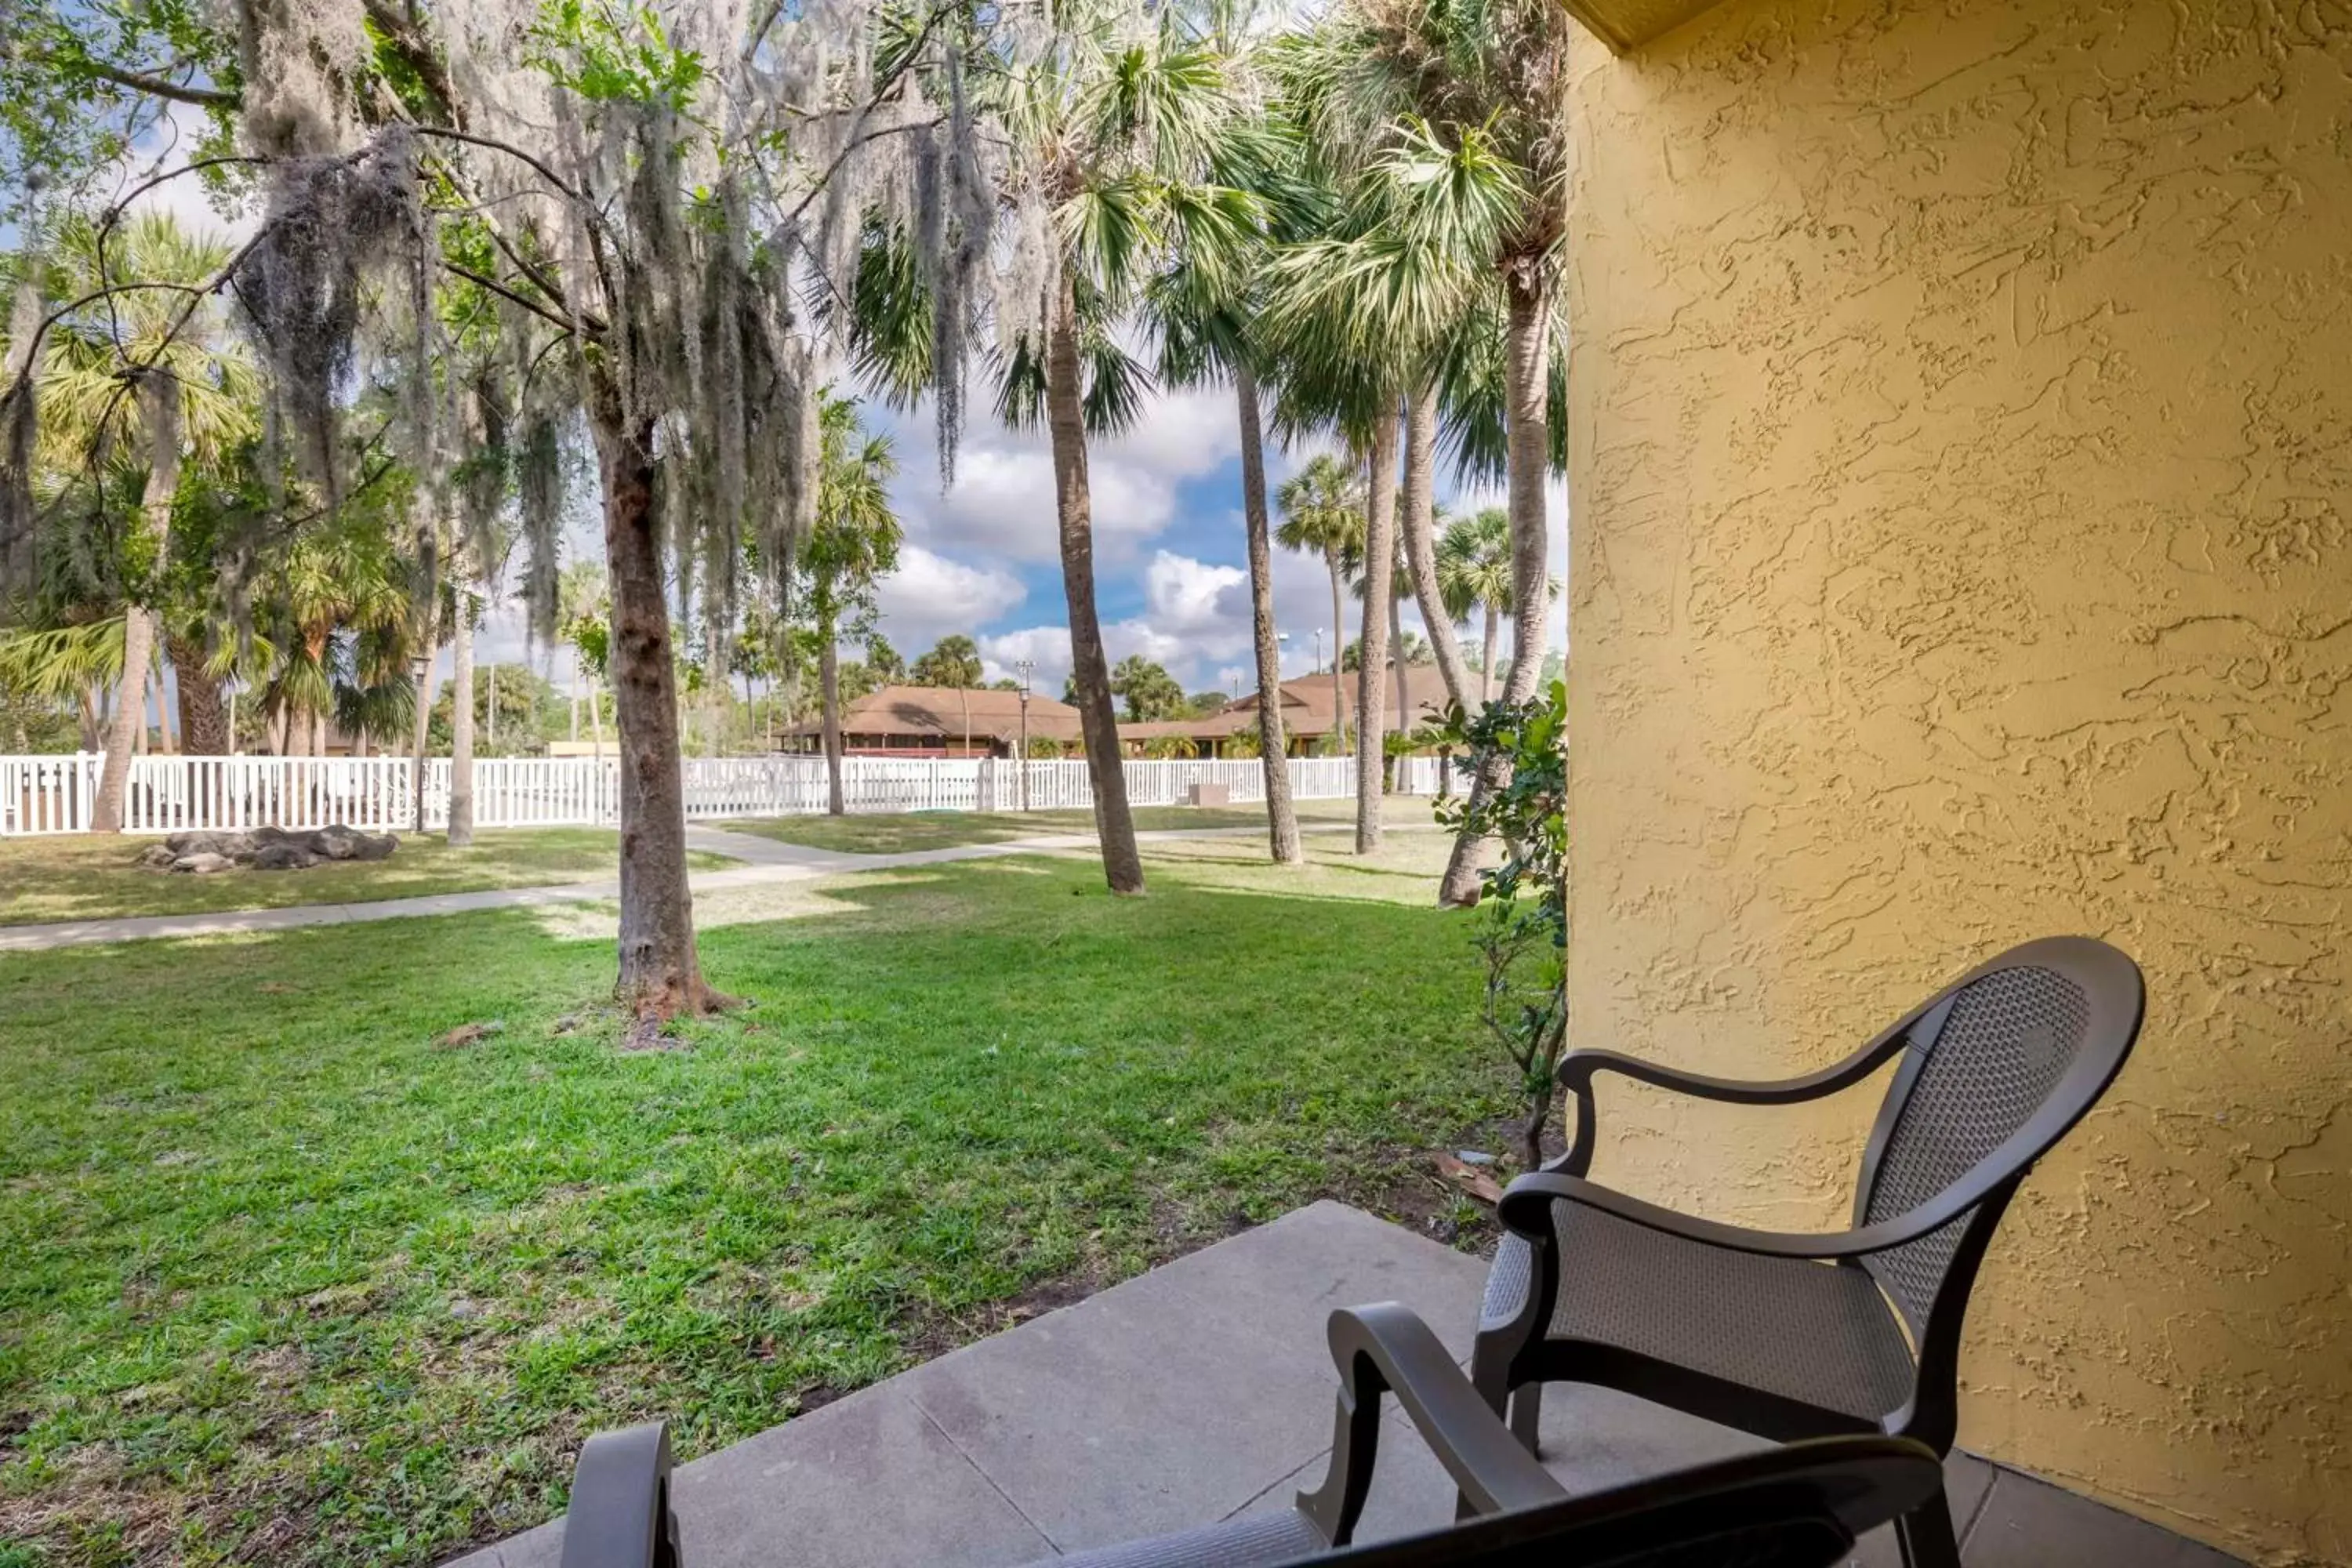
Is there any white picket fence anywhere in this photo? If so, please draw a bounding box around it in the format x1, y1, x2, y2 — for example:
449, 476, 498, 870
0, 752, 1436, 838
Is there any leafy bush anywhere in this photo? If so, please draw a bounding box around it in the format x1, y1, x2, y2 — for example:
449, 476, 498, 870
1436, 679, 1566, 1171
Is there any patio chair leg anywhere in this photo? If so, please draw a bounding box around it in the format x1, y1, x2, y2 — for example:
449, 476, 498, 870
1507, 1381, 1543, 1457
1893, 1481, 1962, 1568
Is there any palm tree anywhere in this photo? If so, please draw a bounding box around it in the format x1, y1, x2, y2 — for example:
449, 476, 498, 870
854, 1, 1255, 896
1276, 0, 1576, 899
1437, 506, 1514, 705
1274, 452, 1364, 754
557, 560, 611, 756
251, 517, 415, 760
1147, 103, 1309, 866
797, 394, 901, 815
28, 212, 256, 827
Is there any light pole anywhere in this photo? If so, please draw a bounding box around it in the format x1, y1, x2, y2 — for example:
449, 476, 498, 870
1015, 658, 1035, 811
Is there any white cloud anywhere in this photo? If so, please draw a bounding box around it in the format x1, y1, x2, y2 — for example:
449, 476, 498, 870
874, 546, 1026, 649
978, 625, 1076, 691
1142, 550, 1247, 633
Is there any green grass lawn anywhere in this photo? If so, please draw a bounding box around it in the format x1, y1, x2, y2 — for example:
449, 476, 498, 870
717, 794, 1439, 855
0, 834, 1510, 1568
0, 831, 738, 927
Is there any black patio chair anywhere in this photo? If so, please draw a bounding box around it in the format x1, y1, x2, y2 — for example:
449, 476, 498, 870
1471, 935, 2144, 1568
557, 1302, 1944, 1568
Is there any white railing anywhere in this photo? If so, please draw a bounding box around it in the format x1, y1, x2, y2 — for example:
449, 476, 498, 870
0, 751, 1433, 837
122, 754, 415, 833
3, 753, 97, 836
1394, 754, 1475, 798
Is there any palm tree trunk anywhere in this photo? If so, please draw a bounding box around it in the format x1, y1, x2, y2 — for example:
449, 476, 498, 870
1044, 277, 1144, 895
93, 454, 179, 829
1354, 405, 1398, 854
169, 634, 229, 754
589, 372, 727, 1016
820, 620, 845, 815
448, 577, 476, 847
409, 604, 437, 830
152, 658, 176, 753
588, 675, 604, 756
1236, 367, 1299, 865
1392, 579, 1406, 773
1441, 270, 1555, 906
1326, 559, 1348, 754
1481, 607, 1498, 706
1399, 383, 1472, 713
130, 666, 151, 755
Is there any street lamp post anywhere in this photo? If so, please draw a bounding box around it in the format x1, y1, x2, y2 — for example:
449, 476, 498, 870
1015, 659, 1035, 811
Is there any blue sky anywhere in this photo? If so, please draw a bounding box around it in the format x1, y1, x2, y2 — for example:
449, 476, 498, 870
853, 383, 1570, 699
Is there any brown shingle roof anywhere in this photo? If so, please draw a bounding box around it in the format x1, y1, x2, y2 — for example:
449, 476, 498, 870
786, 684, 1086, 743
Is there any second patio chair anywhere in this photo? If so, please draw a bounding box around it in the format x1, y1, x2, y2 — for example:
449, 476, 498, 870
1472, 935, 2144, 1568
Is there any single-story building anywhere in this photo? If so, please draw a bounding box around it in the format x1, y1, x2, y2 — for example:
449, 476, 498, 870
780, 684, 1084, 758
1118, 666, 1457, 757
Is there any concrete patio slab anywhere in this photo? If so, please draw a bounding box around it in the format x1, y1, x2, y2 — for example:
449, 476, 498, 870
445, 1200, 2241, 1568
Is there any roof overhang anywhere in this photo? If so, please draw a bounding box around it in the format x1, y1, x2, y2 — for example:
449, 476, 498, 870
1560, 0, 1729, 53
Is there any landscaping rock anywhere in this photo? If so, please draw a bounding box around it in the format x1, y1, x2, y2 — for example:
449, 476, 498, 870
142, 826, 401, 873
163, 829, 237, 858
314, 823, 397, 862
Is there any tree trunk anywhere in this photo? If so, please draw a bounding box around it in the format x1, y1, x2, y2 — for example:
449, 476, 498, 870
1044, 278, 1144, 895
1441, 270, 1555, 906
131, 667, 151, 754
820, 621, 844, 815
94, 394, 179, 831
311, 707, 327, 758
1481, 607, 1498, 706
1400, 384, 1471, 717
78, 684, 101, 752
169, 637, 227, 754
588, 673, 604, 756
152, 659, 176, 753
1392, 579, 1406, 776
410, 608, 437, 831
268, 704, 288, 757
1326, 559, 1348, 754
1354, 405, 1398, 854
448, 575, 476, 846
1236, 367, 1300, 865
590, 378, 728, 1015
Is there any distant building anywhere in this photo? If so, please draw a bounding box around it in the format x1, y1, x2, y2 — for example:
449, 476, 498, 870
780, 684, 1085, 758
1116, 666, 1456, 757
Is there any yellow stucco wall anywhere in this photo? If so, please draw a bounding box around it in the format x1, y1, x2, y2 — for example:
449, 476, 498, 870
1559, 2, 2351, 1562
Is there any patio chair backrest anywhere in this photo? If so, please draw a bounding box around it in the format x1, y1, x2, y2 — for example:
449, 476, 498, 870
1851, 938, 2143, 1334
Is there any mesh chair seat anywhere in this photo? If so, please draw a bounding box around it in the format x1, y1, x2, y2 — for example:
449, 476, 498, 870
1486, 1200, 1918, 1424
1029, 1510, 1328, 1568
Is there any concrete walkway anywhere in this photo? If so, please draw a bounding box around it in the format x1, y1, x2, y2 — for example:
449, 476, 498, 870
0, 821, 1371, 953
448, 1202, 2240, 1568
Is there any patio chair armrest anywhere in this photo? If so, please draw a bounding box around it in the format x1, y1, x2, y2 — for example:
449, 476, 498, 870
1549, 1000, 1947, 1175
1298, 1301, 1568, 1541
560, 1421, 681, 1568
1497, 1169, 2002, 1261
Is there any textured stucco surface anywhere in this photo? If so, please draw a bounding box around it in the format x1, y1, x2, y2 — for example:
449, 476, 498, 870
1559, 2, 2351, 1563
